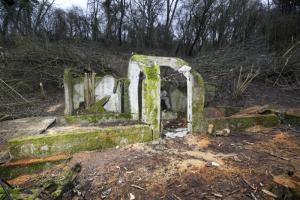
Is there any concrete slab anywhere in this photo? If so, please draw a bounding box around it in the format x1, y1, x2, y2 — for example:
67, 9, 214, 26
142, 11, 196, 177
0, 117, 56, 145
8, 124, 153, 160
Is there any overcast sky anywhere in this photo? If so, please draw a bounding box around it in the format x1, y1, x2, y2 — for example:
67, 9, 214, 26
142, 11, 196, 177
54, 0, 87, 10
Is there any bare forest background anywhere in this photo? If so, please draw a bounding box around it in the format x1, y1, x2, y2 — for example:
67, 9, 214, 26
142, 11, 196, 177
0, 0, 299, 117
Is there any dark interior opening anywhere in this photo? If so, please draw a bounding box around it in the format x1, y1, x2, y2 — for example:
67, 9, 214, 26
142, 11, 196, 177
138, 72, 144, 121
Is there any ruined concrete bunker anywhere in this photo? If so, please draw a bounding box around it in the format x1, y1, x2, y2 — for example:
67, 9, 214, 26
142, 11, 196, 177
4, 55, 289, 161
64, 55, 206, 137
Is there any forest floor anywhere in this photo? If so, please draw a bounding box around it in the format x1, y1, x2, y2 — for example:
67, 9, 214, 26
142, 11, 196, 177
8, 125, 300, 199
1, 82, 300, 200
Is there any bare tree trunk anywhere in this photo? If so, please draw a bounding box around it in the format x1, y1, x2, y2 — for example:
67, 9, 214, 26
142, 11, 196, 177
118, 0, 126, 45
103, 0, 112, 41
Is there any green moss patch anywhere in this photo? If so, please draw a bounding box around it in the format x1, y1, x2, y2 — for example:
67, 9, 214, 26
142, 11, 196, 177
86, 96, 110, 113
8, 125, 153, 160
176, 58, 188, 67
64, 112, 132, 124
207, 114, 280, 132
131, 54, 149, 66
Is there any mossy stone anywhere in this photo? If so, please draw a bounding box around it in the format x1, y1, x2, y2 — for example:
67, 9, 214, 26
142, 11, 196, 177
206, 114, 280, 132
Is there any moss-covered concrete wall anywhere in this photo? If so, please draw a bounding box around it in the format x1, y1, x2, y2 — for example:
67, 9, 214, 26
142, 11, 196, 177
191, 70, 206, 133
142, 63, 161, 138
129, 55, 161, 138
8, 125, 153, 160
64, 68, 73, 115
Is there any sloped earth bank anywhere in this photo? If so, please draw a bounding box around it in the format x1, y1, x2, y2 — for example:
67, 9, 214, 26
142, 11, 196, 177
5, 125, 300, 200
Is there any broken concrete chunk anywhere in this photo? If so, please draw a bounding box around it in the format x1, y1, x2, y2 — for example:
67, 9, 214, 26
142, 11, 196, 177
215, 128, 230, 137
163, 128, 189, 138
95, 75, 122, 112
207, 124, 214, 134
87, 96, 110, 113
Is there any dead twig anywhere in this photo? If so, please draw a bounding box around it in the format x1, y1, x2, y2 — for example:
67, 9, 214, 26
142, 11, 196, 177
131, 184, 145, 191
212, 193, 223, 198
262, 189, 278, 198
226, 189, 240, 196
172, 193, 183, 200
267, 152, 290, 161
250, 192, 258, 200
241, 176, 256, 190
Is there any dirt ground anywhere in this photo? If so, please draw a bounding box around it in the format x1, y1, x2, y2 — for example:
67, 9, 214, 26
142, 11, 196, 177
8, 125, 300, 199
66, 125, 300, 200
